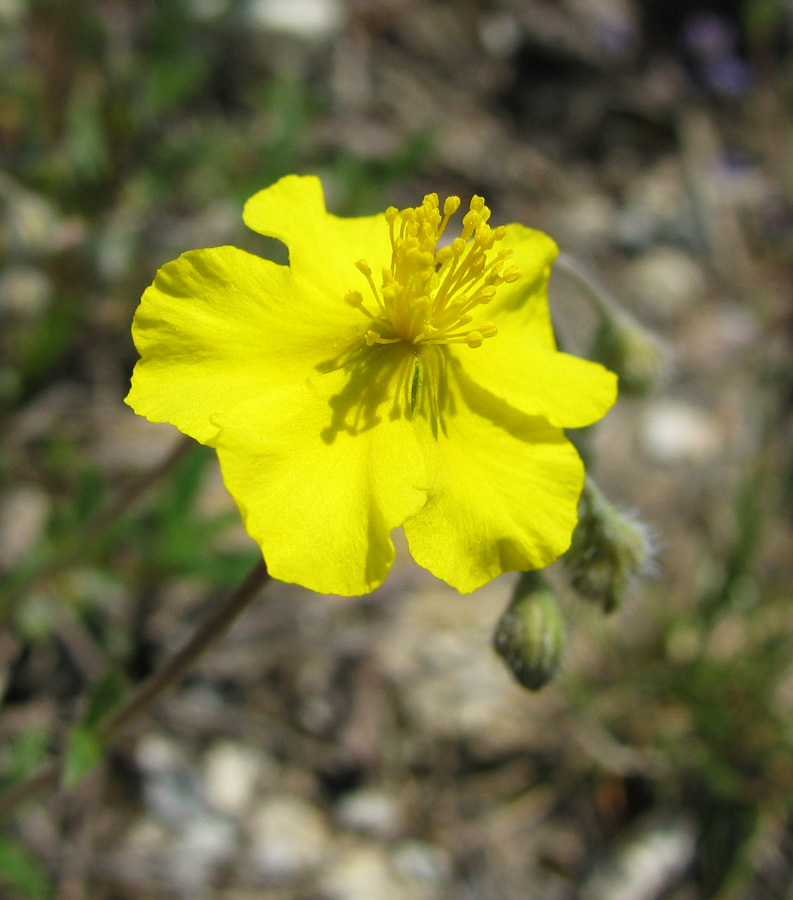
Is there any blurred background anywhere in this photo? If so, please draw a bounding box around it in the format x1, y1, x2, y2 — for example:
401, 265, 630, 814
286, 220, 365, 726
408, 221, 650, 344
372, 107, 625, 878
2, 0, 793, 898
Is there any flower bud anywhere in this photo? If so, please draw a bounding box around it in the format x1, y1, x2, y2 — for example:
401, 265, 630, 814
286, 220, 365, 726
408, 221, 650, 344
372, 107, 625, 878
563, 478, 654, 613
493, 572, 566, 691
591, 312, 666, 396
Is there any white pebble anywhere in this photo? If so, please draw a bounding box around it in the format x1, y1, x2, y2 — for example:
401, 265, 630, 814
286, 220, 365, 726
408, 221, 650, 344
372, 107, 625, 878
247, 794, 329, 878
204, 741, 264, 816
639, 400, 721, 464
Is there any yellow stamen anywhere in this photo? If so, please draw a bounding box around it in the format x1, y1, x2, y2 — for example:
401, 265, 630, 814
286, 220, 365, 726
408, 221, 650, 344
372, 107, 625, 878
346, 193, 520, 349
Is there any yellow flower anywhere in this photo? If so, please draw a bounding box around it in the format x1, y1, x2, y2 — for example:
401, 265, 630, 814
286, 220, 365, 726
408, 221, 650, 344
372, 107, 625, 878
126, 175, 616, 595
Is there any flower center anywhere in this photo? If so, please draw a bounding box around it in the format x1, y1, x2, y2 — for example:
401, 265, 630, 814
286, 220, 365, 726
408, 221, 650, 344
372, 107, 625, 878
345, 193, 521, 349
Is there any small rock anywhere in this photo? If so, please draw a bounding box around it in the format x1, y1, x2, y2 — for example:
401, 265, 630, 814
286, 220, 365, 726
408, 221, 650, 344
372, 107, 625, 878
615, 161, 693, 249
136, 735, 205, 828
204, 741, 264, 816
320, 845, 406, 900
559, 193, 618, 248
478, 10, 522, 58
1, 187, 61, 255
170, 815, 238, 890
335, 788, 402, 838
246, 0, 343, 39
639, 400, 721, 464
0, 485, 50, 571
390, 840, 453, 888
582, 816, 697, 900
0, 266, 52, 317
247, 794, 329, 879
189, 0, 231, 20
322, 842, 450, 900
624, 247, 708, 320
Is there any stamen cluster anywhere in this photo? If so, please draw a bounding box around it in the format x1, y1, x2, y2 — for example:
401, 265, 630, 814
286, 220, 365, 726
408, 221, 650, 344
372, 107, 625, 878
345, 193, 520, 348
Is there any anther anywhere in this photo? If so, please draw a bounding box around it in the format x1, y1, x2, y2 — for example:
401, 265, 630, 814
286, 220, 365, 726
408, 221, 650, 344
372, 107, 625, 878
356, 259, 372, 277
443, 196, 461, 216
435, 245, 454, 266
503, 266, 521, 283
477, 286, 497, 302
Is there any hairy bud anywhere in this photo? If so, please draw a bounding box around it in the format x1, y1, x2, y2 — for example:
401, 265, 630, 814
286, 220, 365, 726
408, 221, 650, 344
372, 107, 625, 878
493, 572, 566, 691
564, 478, 654, 613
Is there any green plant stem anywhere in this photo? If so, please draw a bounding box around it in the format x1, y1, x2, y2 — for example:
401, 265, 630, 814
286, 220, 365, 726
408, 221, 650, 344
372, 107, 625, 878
0, 558, 270, 821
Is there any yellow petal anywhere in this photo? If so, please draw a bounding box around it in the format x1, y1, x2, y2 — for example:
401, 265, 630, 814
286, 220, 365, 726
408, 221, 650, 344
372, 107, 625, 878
451, 331, 618, 428
243, 174, 392, 299
213, 347, 428, 595
125, 246, 360, 445
404, 369, 584, 593
485, 224, 559, 348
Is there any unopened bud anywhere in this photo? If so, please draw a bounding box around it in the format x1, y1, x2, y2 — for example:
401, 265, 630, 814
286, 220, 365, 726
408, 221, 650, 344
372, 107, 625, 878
563, 478, 654, 613
591, 312, 666, 396
493, 572, 566, 691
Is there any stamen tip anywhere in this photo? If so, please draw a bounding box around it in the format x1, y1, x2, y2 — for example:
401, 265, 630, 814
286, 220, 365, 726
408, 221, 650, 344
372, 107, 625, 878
444, 196, 461, 216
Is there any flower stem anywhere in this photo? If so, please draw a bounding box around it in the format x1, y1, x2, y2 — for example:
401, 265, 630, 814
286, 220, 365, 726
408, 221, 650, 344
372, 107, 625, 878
0, 558, 270, 821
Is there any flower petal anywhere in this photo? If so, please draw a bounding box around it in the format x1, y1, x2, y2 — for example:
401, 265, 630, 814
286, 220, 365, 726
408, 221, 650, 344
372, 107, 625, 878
125, 246, 361, 445
451, 331, 618, 428
485, 224, 559, 348
243, 175, 392, 299
404, 369, 584, 593
213, 348, 428, 595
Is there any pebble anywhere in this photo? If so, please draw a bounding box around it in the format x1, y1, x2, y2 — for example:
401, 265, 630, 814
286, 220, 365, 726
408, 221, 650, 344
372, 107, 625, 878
135, 735, 205, 828
1, 187, 61, 256
559, 192, 618, 248
478, 10, 522, 58
639, 400, 722, 464
615, 161, 693, 249
0, 266, 52, 317
246, 0, 343, 39
624, 247, 708, 321
246, 793, 330, 879
0, 484, 51, 571
320, 845, 398, 900
335, 788, 403, 838
203, 741, 265, 816
170, 815, 238, 890
390, 839, 453, 887
321, 841, 451, 900
582, 816, 697, 900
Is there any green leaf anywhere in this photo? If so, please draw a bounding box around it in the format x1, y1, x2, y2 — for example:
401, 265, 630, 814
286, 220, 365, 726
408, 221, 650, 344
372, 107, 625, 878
62, 726, 103, 790
82, 670, 125, 731
0, 837, 52, 900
